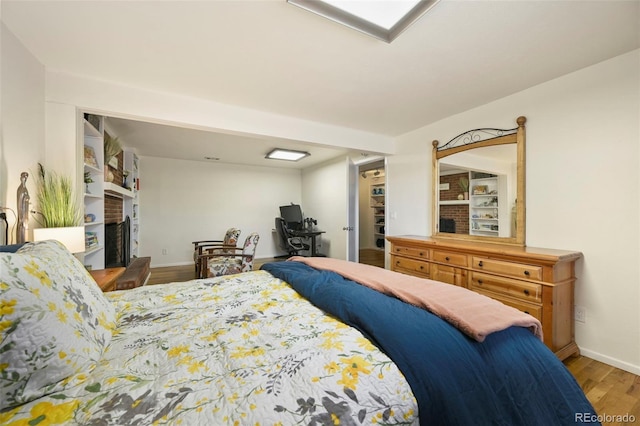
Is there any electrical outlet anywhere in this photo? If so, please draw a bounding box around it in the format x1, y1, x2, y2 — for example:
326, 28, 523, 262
575, 305, 586, 323
161, 248, 168, 255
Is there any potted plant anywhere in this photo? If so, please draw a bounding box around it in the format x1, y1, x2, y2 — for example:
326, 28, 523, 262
84, 171, 94, 193
103, 133, 122, 182
459, 176, 469, 200
32, 163, 85, 253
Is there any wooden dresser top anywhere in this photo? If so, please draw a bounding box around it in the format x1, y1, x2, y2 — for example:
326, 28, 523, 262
387, 235, 582, 263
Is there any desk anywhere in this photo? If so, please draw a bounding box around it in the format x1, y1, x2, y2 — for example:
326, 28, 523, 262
290, 230, 325, 256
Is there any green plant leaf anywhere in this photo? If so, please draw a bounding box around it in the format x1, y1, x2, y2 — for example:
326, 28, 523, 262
36, 163, 82, 227
85, 382, 102, 392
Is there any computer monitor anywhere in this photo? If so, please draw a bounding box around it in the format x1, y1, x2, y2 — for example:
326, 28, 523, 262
280, 204, 303, 230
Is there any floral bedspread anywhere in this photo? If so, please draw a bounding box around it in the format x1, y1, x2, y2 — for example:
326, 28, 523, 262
2, 270, 417, 425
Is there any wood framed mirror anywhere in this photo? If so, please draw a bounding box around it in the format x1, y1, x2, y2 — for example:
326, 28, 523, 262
432, 116, 526, 245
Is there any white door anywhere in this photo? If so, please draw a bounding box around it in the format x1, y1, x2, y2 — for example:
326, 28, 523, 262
301, 156, 349, 259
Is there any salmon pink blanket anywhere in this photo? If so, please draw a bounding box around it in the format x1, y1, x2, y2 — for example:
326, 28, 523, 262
289, 256, 542, 342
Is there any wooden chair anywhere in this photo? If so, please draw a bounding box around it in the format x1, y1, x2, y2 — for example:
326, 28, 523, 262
192, 228, 241, 277
197, 232, 259, 279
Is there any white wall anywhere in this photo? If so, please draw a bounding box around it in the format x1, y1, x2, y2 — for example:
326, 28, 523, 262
39, 69, 395, 265
0, 22, 45, 242
45, 72, 394, 156
140, 156, 301, 266
388, 50, 640, 374
302, 156, 349, 259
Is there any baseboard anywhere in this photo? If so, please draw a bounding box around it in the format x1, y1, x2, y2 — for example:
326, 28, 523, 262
578, 347, 640, 375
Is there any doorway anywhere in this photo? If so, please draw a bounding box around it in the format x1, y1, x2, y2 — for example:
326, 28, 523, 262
357, 160, 385, 267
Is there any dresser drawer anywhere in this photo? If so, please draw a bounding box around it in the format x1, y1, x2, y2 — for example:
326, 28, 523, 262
431, 264, 467, 287
391, 256, 430, 278
392, 245, 429, 260
432, 250, 468, 267
472, 257, 542, 281
469, 272, 542, 303
474, 289, 542, 321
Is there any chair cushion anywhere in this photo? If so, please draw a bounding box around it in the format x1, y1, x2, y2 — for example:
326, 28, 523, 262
207, 257, 243, 277
0, 240, 116, 410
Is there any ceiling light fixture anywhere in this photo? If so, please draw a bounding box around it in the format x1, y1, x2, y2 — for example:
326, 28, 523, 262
266, 148, 310, 161
287, 0, 440, 43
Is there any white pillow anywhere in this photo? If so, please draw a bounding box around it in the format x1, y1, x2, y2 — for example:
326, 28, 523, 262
0, 240, 116, 410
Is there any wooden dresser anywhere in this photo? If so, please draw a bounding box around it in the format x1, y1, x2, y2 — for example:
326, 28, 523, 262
387, 235, 582, 360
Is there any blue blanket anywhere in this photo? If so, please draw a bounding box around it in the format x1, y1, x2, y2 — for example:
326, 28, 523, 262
262, 261, 599, 426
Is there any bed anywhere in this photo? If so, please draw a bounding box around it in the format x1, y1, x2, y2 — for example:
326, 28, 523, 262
1, 240, 598, 425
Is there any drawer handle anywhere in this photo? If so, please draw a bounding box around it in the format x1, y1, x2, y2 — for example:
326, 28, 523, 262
445, 256, 450, 261
523, 289, 530, 296
524, 311, 530, 315
396, 260, 400, 265
524, 270, 530, 276
419, 266, 424, 270
419, 252, 424, 256
478, 261, 483, 267
477, 279, 483, 285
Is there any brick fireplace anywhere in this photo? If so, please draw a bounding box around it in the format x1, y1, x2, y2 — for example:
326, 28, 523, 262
439, 172, 470, 235
104, 151, 130, 267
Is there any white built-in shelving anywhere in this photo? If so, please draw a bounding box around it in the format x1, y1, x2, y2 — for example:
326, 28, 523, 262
82, 114, 105, 270
369, 174, 385, 250
469, 173, 508, 237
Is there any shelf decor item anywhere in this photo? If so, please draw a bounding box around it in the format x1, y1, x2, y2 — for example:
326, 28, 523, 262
103, 133, 122, 182
84, 113, 101, 131
473, 185, 488, 195
458, 177, 469, 200
84, 145, 98, 168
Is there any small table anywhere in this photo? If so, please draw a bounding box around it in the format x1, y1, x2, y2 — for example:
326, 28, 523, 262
90, 267, 126, 292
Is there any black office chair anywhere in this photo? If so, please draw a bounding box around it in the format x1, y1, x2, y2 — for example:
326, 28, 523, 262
275, 217, 310, 256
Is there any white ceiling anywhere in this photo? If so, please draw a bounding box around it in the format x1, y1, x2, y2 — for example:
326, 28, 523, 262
3, 0, 638, 168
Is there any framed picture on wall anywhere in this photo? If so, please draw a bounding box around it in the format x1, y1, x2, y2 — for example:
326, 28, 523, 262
84, 145, 98, 168
108, 156, 118, 169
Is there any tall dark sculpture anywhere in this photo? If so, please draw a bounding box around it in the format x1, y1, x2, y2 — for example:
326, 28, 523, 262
16, 172, 30, 244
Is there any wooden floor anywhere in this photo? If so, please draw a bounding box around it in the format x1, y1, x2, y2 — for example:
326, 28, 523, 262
147, 262, 640, 424
359, 248, 385, 268
148, 251, 384, 285
564, 355, 640, 425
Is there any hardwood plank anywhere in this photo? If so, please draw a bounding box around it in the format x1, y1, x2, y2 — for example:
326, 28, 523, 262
359, 248, 385, 268
566, 356, 640, 424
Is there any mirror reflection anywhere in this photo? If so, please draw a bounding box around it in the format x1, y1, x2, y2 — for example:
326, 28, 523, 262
438, 145, 517, 238
432, 116, 526, 245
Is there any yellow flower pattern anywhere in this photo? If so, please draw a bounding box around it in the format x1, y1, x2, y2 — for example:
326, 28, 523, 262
0, 298, 17, 315
1, 241, 116, 412
3, 266, 417, 425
